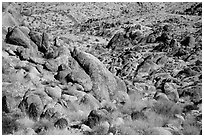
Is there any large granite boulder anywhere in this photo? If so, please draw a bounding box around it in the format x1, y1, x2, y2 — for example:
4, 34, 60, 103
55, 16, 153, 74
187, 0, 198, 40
72, 48, 127, 102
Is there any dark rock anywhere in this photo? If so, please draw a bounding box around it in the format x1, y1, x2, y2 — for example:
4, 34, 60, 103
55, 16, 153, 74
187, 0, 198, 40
54, 118, 68, 129
163, 24, 173, 32
41, 32, 50, 53
106, 31, 133, 51
2, 114, 19, 134
2, 96, 10, 113
18, 93, 44, 121
181, 35, 195, 48
156, 32, 171, 44
55, 57, 93, 91
130, 30, 143, 40
40, 108, 55, 120
6, 27, 32, 48
28, 103, 38, 121
131, 111, 147, 120
29, 30, 42, 49
16, 46, 36, 60
21, 8, 32, 16
85, 109, 109, 128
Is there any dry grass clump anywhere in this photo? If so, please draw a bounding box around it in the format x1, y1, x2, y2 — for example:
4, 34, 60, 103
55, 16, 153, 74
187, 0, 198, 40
44, 128, 82, 135
182, 114, 201, 135
152, 100, 182, 117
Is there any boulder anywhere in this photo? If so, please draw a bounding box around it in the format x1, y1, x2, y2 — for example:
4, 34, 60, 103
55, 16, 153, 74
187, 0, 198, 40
106, 31, 133, 51
6, 27, 34, 49
45, 86, 62, 99
61, 94, 78, 102
85, 109, 110, 128
78, 93, 101, 110
153, 92, 169, 101
55, 57, 93, 91
66, 69, 93, 92
72, 48, 127, 102
163, 82, 179, 102
2, 12, 19, 27
62, 83, 86, 98
29, 30, 42, 49
54, 118, 68, 129
131, 111, 147, 120
18, 93, 44, 121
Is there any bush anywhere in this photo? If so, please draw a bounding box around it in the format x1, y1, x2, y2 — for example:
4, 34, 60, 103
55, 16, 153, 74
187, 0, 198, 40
182, 115, 201, 135
152, 100, 182, 117
2, 114, 19, 134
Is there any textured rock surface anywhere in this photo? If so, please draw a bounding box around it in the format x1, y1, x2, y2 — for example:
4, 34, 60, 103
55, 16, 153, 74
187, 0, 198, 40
2, 2, 202, 135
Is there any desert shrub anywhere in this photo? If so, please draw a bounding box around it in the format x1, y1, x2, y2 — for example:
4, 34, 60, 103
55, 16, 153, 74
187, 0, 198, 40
66, 110, 88, 123
16, 116, 35, 129
183, 125, 200, 135
152, 100, 182, 117
145, 111, 169, 127
2, 114, 19, 134
182, 115, 201, 135
44, 128, 82, 135
115, 119, 150, 135
33, 118, 54, 134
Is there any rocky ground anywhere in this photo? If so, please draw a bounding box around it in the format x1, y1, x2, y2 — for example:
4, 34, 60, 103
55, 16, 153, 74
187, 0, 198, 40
2, 2, 202, 135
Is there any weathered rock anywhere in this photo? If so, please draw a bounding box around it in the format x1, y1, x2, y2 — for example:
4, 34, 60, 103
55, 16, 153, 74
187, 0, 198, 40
55, 56, 93, 91
2, 12, 19, 27
66, 70, 93, 92
54, 118, 68, 129
44, 48, 71, 72
106, 31, 133, 51
6, 27, 33, 49
19, 93, 44, 121
29, 30, 42, 49
72, 48, 127, 102
81, 124, 92, 132
19, 26, 30, 37
163, 82, 179, 102
153, 92, 169, 101
78, 93, 101, 110
45, 86, 62, 99
61, 94, 78, 102
62, 83, 86, 98
85, 109, 110, 128
41, 32, 50, 53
